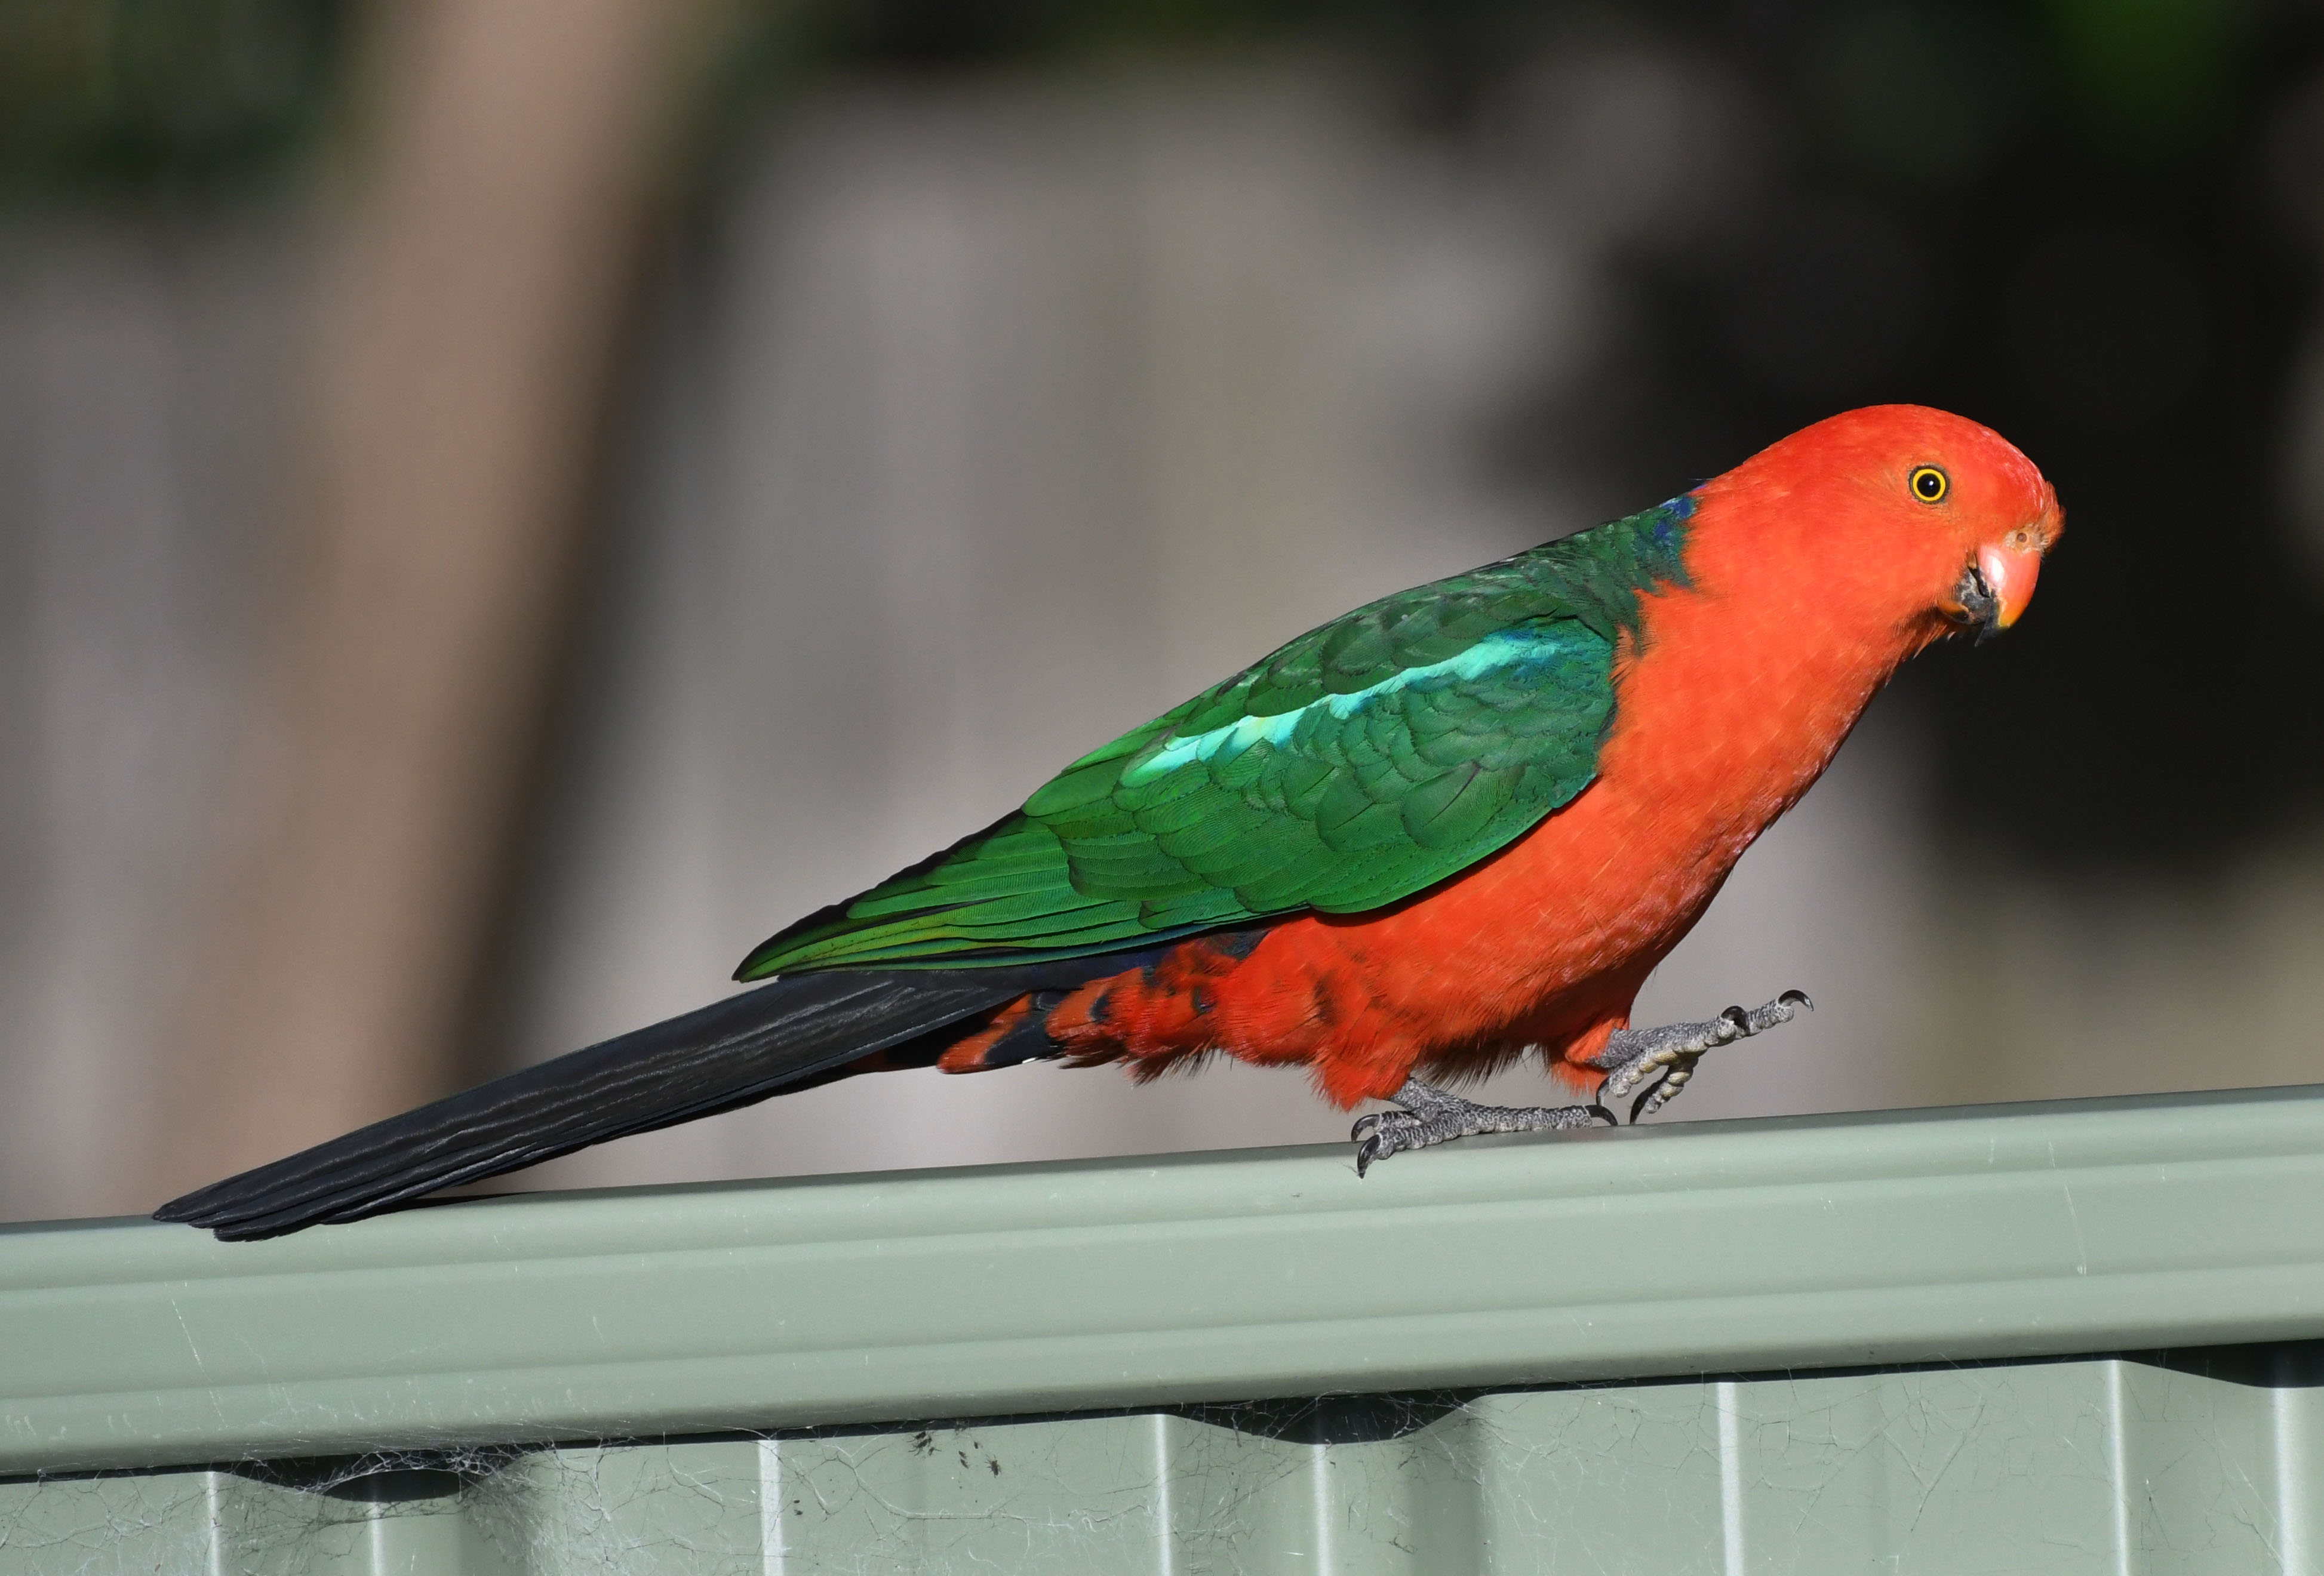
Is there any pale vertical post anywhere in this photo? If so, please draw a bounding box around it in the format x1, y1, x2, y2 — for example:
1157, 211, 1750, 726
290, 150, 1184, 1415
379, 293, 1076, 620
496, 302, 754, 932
142, 0, 728, 1201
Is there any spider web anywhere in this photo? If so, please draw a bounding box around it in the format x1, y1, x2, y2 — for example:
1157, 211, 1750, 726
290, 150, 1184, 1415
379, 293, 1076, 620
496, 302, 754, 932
2, 1347, 2319, 1573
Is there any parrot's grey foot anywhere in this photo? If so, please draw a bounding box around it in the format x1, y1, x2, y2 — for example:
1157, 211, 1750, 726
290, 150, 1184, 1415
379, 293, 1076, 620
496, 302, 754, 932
1585, 990, 1812, 1123
1351, 1078, 1612, 1176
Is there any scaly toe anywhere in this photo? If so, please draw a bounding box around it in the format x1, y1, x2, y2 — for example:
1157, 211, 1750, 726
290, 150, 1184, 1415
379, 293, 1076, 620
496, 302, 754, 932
1734, 991, 1815, 1035
1603, 1049, 1679, 1103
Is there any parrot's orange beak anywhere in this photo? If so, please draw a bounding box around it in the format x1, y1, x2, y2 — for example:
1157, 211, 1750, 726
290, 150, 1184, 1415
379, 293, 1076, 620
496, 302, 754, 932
1978, 537, 2042, 630
1942, 528, 2048, 641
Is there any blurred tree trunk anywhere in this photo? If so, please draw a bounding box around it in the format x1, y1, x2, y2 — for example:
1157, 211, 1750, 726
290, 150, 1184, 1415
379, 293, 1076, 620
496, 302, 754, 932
137, 0, 722, 1205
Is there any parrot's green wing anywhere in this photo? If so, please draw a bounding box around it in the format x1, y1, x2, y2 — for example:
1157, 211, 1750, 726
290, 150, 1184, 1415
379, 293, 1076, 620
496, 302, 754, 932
736, 495, 1695, 978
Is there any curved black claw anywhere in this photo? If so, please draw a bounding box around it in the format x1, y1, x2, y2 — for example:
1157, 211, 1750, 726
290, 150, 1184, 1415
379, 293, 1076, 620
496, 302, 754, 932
1354, 1109, 1431, 1176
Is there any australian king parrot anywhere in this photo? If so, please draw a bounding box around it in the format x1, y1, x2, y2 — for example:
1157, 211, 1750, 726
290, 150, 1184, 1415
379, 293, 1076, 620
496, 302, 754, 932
159, 404, 2060, 1239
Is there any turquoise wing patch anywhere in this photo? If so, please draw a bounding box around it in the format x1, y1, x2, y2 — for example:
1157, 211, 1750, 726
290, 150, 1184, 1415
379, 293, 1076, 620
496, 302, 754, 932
1054, 620, 1613, 918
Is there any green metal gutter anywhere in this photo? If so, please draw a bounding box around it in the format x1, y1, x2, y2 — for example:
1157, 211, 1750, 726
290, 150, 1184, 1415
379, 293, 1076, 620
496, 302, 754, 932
5, 1085, 2324, 1571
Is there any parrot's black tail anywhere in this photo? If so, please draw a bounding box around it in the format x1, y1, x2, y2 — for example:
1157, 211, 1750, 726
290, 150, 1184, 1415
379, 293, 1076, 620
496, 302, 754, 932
153, 966, 1074, 1241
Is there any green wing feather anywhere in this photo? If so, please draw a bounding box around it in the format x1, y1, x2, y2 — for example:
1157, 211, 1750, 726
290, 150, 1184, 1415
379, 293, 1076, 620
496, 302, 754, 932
736, 495, 1695, 978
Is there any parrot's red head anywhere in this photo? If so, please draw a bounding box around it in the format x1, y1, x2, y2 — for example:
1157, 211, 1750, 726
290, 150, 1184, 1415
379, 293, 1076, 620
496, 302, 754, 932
1696, 404, 2062, 655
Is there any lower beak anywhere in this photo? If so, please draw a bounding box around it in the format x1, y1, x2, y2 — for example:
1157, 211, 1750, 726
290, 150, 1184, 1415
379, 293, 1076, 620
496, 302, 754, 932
1978, 540, 2041, 631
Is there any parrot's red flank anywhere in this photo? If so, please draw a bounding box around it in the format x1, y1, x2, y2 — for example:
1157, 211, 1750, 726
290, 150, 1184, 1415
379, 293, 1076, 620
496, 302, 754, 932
158, 405, 2060, 1239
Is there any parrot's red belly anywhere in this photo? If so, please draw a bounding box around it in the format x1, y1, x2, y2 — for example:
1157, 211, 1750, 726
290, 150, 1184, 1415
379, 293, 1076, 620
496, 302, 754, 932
1021, 524, 1918, 1106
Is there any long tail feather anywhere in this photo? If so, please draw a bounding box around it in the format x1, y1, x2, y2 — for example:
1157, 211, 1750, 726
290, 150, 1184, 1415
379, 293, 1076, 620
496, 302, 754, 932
153, 970, 1037, 1241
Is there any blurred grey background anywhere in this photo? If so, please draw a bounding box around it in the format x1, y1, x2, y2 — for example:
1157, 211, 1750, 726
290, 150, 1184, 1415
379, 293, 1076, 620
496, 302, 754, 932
5, 0, 2323, 1221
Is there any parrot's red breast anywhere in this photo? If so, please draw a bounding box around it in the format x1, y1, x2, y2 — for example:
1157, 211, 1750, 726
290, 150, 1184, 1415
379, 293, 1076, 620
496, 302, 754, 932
942, 405, 2061, 1104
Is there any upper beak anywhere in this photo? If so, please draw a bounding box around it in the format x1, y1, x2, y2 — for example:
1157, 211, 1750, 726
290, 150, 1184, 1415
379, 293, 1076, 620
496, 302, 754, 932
1949, 536, 2045, 641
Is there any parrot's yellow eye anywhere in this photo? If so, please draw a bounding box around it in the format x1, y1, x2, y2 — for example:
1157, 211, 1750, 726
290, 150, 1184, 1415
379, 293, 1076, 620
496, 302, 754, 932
1910, 466, 1950, 503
